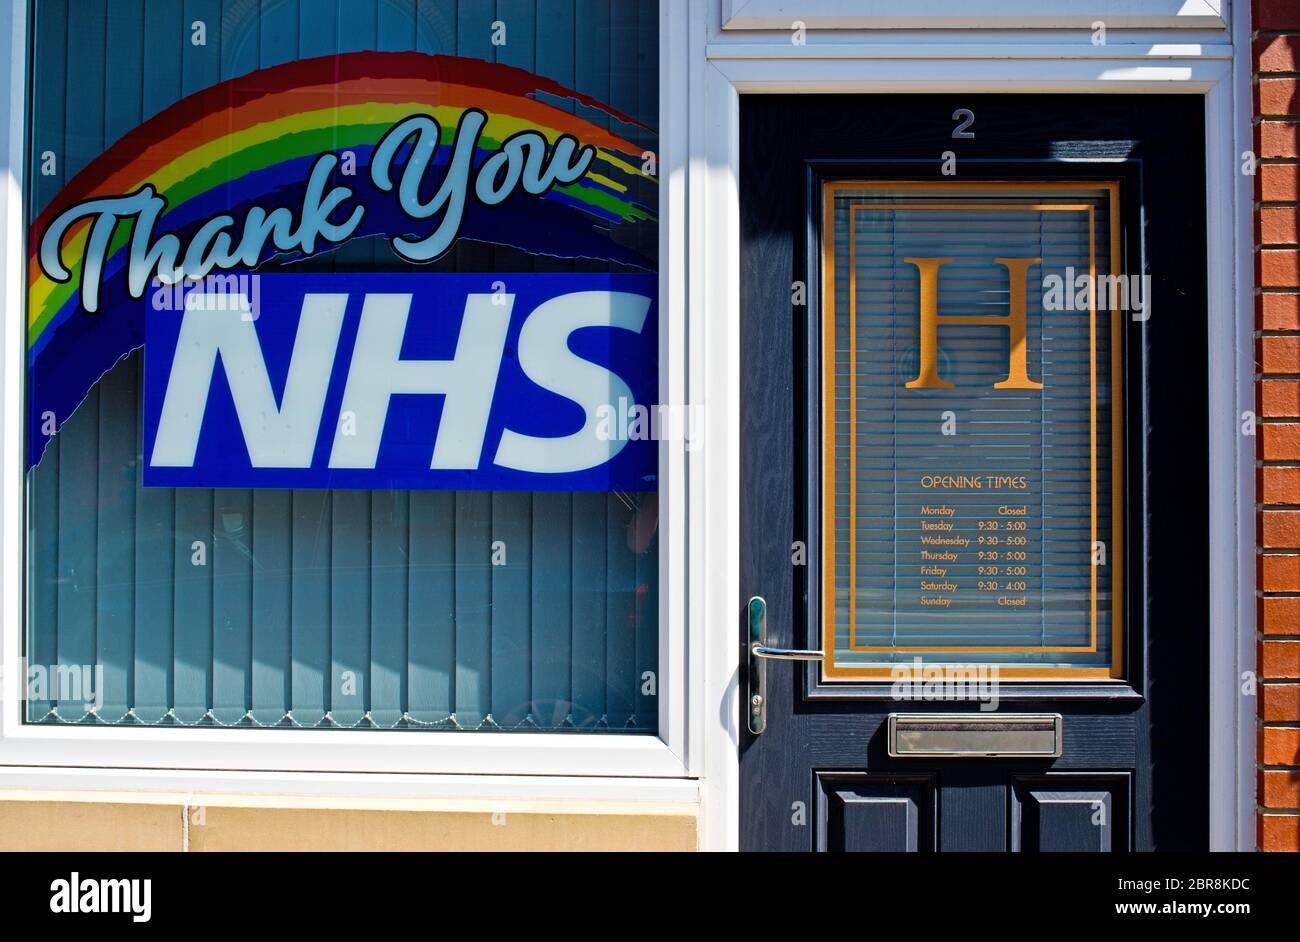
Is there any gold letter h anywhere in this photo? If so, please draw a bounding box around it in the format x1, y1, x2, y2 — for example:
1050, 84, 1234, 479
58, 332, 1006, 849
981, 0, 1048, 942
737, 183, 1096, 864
903, 256, 1043, 390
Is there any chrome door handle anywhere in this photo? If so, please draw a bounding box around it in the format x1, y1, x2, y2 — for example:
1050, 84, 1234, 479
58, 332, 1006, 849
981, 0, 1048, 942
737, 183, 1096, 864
747, 596, 824, 734
752, 645, 825, 661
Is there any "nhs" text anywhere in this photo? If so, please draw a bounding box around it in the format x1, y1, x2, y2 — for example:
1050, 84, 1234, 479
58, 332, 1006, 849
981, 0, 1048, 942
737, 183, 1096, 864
142, 274, 658, 492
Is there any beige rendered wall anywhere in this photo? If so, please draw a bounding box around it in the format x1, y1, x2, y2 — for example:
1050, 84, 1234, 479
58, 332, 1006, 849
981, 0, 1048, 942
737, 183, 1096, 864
0, 795, 698, 852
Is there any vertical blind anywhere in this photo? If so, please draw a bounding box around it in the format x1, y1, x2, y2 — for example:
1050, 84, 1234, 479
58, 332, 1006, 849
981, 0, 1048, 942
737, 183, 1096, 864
828, 187, 1115, 673
25, 0, 660, 730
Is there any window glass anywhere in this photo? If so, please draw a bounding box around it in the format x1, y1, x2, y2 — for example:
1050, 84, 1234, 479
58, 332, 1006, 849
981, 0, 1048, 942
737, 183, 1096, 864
24, 0, 660, 731
822, 182, 1120, 680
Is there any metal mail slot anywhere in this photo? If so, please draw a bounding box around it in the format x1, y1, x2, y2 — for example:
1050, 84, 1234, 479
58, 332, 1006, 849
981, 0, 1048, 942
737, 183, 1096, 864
887, 713, 1063, 758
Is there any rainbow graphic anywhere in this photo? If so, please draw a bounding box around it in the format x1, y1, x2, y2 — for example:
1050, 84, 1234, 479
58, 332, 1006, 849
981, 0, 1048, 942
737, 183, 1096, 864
26, 51, 656, 469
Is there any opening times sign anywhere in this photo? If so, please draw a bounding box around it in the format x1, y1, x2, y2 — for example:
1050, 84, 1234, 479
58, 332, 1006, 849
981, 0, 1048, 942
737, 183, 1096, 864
822, 183, 1121, 680
912, 472, 1033, 613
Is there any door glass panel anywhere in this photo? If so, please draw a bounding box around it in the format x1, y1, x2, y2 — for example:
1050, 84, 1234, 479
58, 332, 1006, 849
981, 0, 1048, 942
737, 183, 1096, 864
821, 182, 1122, 680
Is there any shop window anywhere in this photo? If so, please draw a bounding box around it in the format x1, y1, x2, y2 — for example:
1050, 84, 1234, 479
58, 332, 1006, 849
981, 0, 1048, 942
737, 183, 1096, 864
24, 0, 660, 731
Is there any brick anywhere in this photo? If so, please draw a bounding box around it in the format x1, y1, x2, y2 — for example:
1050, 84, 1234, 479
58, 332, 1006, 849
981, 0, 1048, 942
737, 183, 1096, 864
1256, 0, 1300, 31
1260, 206, 1300, 244
1261, 596, 1300, 633
1260, 768, 1300, 807
1261, 162, 1300, 200
1261, 466, 1300, 503
1263, 726, 1300, 765
1258, 34, 1300, 72
1261, 335, 1300, 373
1263, 510, 1300, 546
1260, 813, 1300, 851
1261, 293, 1300, 329
1261, 381, 1300, 417
1261, 248, 1300, 285
1263, 683, 1300, 721
1260, 120, 1300, 159
1261, 639, 1300, 677
1261, 555, 1300, 591
1262, 423, 1300, 459
1262, 383, 1300, 420
1260, 78, 1300, 116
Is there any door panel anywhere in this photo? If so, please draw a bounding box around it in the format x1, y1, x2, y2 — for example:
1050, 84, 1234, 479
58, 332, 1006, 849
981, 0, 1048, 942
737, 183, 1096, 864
738, 94, 1209, 852
1010, 775, 1132, 852
815, 774, 936, 852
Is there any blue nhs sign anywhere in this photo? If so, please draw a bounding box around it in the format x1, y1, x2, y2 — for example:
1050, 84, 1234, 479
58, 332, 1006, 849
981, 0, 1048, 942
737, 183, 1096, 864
142, 273, 657, 491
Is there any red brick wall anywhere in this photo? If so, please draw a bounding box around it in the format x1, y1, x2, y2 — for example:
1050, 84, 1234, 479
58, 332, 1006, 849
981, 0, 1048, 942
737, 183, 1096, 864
1256, 0, 1300, 854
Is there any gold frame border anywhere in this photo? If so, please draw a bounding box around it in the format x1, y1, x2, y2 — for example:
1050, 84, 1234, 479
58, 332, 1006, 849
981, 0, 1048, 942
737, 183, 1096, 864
820, 181, 1124, 682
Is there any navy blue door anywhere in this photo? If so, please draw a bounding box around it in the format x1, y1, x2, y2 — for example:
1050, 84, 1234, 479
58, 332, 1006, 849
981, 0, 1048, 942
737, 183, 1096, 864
738, 94, 1210, 852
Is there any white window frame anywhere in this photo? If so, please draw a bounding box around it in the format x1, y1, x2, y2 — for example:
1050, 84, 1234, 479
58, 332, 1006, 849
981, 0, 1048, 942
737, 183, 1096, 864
719, 0, 1227, 30
0, 0, 696, 789
689, 1, 1254, 851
